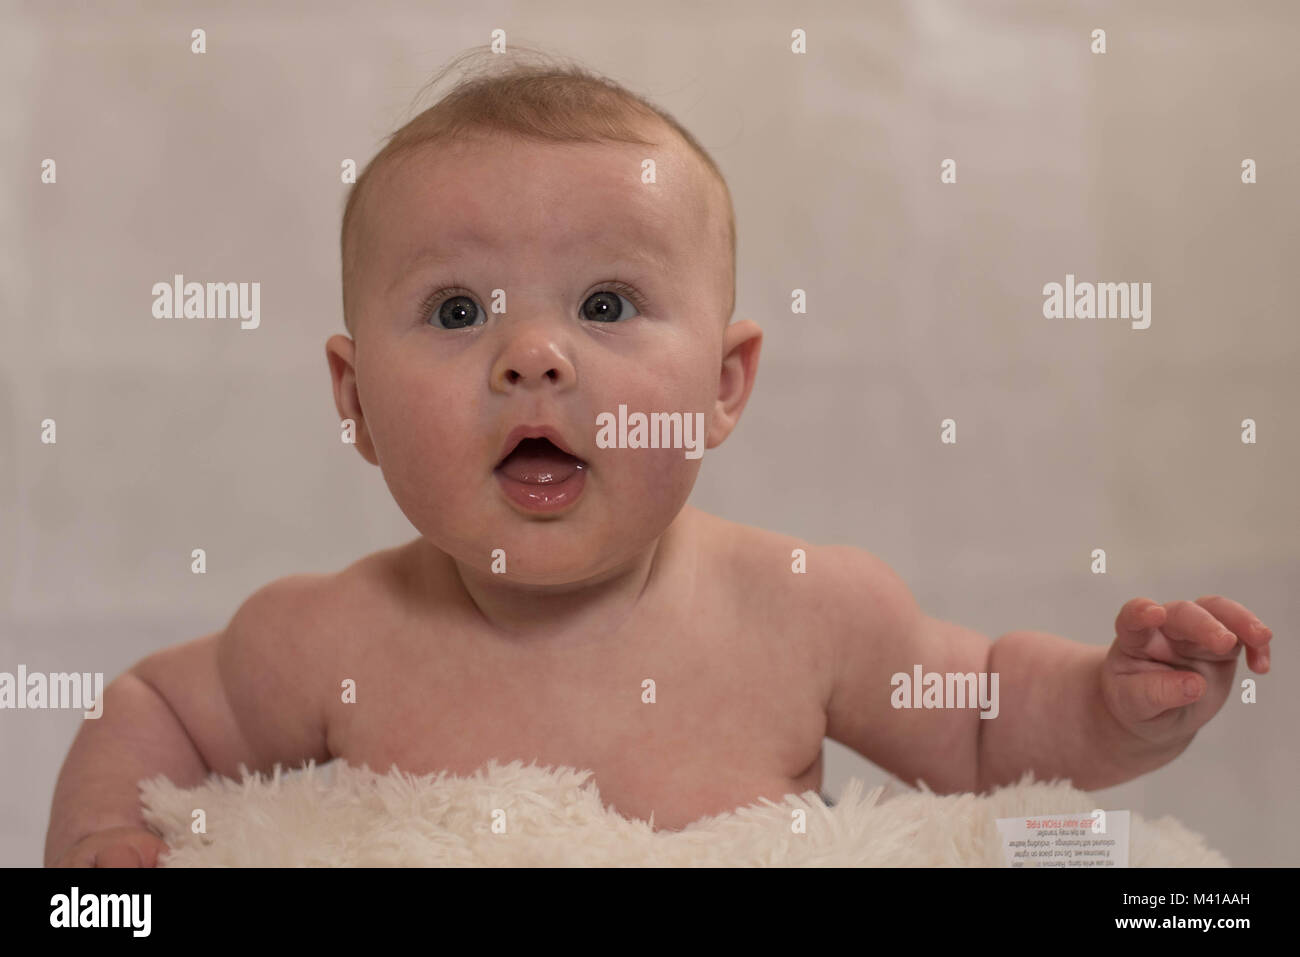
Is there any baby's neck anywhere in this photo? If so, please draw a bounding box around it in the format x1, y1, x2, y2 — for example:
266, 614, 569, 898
413, 512, 693, 647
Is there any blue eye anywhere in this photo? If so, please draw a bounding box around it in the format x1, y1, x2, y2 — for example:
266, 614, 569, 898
431, 294, 483, 329
581, 290, 640, 322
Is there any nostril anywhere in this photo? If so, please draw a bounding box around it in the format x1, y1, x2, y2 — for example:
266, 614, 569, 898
502, 368, 561, 384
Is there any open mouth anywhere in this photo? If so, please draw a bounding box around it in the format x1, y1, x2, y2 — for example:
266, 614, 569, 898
494, 435, 588, 513
496, 437, 586, 483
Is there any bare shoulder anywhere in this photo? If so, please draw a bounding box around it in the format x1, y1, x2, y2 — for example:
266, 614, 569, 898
223, 549, 395, 658
683, 509, 905, 702
690, 512, 933, 716
686, 508, 916, 631
126, 553, 398, 782
682, 507, 799, 589
214, 545, 412, 768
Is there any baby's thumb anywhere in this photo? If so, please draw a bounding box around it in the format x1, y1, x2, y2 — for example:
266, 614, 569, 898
1112, 669, 1202, 724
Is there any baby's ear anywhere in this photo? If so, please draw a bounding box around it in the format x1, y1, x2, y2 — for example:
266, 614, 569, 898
708, 319, 762, 448
325, 335, 379, 466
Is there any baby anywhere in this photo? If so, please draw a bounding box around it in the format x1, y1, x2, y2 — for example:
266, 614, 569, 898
46, 52, 1274, 866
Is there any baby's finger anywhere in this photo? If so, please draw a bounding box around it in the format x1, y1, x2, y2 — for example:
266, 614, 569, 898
1159, 600, 1239, 658
1111, 669, 1204, 723
94, 844, 143, 868
1195, 595, 1272, 650
52, 846, 96, 868
1113, 598, 1165, 652
1244, 641, 1271, 674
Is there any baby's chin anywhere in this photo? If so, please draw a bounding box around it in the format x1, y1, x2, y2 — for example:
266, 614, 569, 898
425, 510, 670, 587
472, 527, 659, 586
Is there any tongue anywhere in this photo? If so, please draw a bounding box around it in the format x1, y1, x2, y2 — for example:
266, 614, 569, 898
498, 444, 583, 484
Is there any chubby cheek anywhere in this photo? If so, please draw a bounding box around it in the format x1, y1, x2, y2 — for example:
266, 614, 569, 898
610, 448, 700, 535
586, 360, 713, 515
360, 369, 484, 538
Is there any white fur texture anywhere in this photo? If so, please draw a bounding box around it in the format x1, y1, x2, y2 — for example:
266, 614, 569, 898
139, 759, 1228, 867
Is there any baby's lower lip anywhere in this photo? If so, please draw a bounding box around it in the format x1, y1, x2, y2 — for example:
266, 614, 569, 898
493, 464, 587, 513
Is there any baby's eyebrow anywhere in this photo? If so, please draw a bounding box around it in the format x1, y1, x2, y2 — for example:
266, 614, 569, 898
583, 245, 674, 277
387, 239, 486, 293
387, 247, 462, 291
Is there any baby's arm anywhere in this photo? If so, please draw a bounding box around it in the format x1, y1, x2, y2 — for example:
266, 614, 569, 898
982, 595, 1271, 789
45, 576, 330, 866
820, 548, 1242, 794
978, 628, 1158, 791
820, 546, 989, 793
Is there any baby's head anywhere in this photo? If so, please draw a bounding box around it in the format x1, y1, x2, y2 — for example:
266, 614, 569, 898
327, 49, 761, 585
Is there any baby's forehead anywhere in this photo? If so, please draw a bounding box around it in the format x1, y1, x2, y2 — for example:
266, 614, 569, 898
380, 128, 707, 215
366, 130, 719, 258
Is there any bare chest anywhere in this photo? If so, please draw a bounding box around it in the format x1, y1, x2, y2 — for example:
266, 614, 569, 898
324, 613, 828, 830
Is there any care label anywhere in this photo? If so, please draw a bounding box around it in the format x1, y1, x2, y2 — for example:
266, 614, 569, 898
994, 810, 1130, 867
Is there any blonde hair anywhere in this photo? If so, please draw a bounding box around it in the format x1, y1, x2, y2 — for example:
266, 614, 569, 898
340, 46, 736, 332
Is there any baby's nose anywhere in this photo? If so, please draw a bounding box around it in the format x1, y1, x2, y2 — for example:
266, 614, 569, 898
490, 339, 576, 392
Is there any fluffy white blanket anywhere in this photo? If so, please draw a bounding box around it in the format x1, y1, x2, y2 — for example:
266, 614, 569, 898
138, 759, 1228, 867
